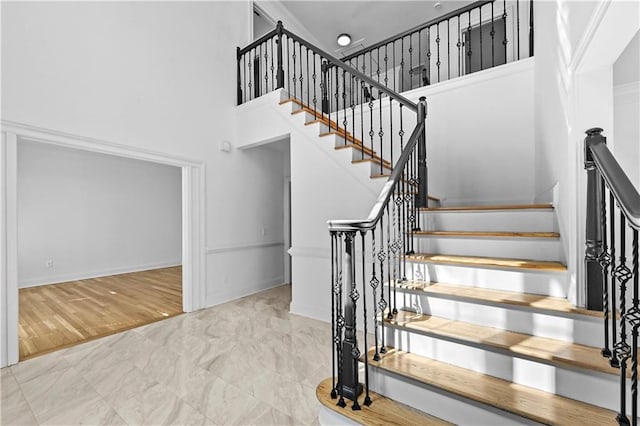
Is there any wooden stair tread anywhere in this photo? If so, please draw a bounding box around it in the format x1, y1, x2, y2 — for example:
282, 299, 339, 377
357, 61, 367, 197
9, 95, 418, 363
385, 309, 622, 377
352, 157, 393, 170
407, 253, 567, 272
316, 378, 452, 426
392, 281, 603, 318
367, 348, 617, 426
335, 142, 379, 158
421, 203, 553, 212
413, 230, 560, 238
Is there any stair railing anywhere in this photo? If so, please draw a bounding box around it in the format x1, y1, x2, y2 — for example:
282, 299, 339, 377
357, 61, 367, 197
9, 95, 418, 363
237, 22, 430, 411
584, 128, 640, 426
336, 0, 534, 92
328, 98, 426, 410
237, 22, 423, 178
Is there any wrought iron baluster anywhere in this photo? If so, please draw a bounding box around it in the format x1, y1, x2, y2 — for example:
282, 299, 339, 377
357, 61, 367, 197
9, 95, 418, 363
389, 98, 393, 168
447, 19, 451, 80
368, 86, 374, 162
614, 214, 632, 426
611, 192, 620, 368
306, 47, 310, 109
360, 81, 365, 161
436, 24, 441, 83
480, 5, 483, 71
377, 48, 381, 85
426, 27, 431, 85
292, 41, 297, 99
378, 90, 384, 175
312, 53, 317, 116
247, 49, 253, 101
393, 41, 397, 92
503, 0, 508, 62
529, 0, 535, 56
243, 54, 247, 103
392, 192, 401, 315
384, 45, 389, 90
467, 11, 473, 75
371, 228, 381, 361
491, 2, 496, 67
457, 15, 462, 77
386, 204, 393, 319
378, 223, 387, 353
286, 36, 291, 95
630, 229, 639, 426
360, 232, 372, 406
418, 30, 422, 86
401, 37, 405, 92
517, 0, 521, 60
299, 42, 303, 103
342, 69, 348, 146
600, 183, 613, 359
334, 67, 339, 131
409, 34, 413, 89
270, 38, 275, 92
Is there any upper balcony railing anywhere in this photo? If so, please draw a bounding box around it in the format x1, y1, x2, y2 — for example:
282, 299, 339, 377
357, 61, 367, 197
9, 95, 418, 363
337, 0, 534, 93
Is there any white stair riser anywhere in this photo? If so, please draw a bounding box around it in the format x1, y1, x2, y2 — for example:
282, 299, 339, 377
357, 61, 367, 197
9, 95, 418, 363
367, 367, 539, 425
413, 236, 562, 262
390, 290, 602, 347
421, 210, 556, 233
318, 407, 361, 426
383, 327, 625, 411
407, 262, 568, 297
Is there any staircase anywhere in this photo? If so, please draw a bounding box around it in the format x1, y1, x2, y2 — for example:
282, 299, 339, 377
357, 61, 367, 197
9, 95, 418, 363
272, 93, 621, 424
317, 201, 622, 426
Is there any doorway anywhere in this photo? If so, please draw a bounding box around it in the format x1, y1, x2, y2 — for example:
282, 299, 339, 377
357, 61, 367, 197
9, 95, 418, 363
16, 141, 183, 360
1, 125, 205, 367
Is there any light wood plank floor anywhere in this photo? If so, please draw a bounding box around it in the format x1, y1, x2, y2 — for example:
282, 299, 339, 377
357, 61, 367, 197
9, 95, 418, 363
19, 266, 182, 360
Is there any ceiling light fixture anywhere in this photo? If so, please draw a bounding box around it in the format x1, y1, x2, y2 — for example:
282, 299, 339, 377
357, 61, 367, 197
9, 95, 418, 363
337, 33, 352, 47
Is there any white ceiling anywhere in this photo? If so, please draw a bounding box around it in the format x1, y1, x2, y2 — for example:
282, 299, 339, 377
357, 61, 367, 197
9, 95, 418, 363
278, 1, 475, 55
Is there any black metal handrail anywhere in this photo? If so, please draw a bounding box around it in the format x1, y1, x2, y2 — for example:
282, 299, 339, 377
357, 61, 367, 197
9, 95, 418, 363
335, 0, 534, 92
584, 128, 640, 426
328, 120, 424, 232
281, 28, 417, 111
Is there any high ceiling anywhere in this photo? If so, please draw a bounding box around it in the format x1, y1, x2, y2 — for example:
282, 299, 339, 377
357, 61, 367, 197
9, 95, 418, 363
279, 1, 475, 55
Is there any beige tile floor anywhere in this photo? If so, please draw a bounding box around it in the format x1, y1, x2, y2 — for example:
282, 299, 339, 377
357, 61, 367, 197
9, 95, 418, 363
1, 285, 332, 425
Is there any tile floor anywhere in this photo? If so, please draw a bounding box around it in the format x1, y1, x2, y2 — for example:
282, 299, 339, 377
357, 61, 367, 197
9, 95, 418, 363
1, 285, 332, 425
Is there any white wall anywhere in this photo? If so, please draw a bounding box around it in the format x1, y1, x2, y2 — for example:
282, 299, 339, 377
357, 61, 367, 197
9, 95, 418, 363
533, 0, 640, 306
17, 141, 182, 287
1, 1, 287, 350
613, 31, 640, 189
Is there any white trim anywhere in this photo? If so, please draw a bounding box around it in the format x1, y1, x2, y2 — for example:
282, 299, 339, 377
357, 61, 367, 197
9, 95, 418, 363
1, 120, 202, 168
207, 277, 286, 307
206, 241, 284, 255
288, 245, 331, 259
569, 0, 611, 74
614, 81, 640, 103
18, 261, 182, 289
0, 122, 206, 366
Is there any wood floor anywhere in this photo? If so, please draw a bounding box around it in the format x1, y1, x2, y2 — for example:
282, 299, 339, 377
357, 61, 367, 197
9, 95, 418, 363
19, 266, 183, 360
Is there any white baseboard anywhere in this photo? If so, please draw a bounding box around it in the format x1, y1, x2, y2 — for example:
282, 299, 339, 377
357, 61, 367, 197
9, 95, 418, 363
18, 260, 182, 288
205, 276, 286, 307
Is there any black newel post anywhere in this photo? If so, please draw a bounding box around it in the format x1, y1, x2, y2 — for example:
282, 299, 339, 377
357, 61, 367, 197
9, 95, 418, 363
236, 47, 243, 105
276, 21, 284, 89
341, 233, 363, 408
585, 127, 605, 310
417, 96, 428, 209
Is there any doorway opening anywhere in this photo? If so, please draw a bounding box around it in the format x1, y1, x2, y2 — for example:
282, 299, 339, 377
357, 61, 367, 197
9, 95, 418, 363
16, 141, 183, 360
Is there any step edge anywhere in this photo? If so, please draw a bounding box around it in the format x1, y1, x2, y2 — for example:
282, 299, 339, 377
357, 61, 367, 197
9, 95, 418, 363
366, 348, 618, 426
383, 309, 620, 377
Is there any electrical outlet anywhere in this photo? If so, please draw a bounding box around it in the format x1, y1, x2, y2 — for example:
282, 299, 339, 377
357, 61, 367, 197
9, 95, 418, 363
45, 259, 54, 268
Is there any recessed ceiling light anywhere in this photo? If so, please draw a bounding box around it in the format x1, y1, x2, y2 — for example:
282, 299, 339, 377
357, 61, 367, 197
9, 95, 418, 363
434, 2, 442, 9
337, 33, 352, 47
